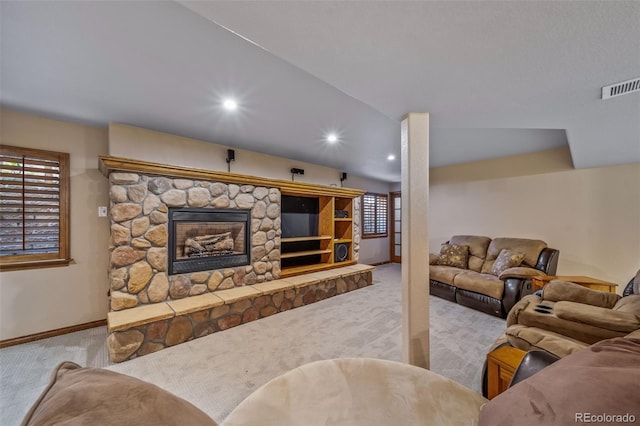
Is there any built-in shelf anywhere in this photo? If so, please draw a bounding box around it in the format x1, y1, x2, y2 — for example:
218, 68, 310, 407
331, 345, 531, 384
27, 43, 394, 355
280, 249, 333, 259
334, 239, 353, 244
279, 192, 361, 277
281, 235, 333, 243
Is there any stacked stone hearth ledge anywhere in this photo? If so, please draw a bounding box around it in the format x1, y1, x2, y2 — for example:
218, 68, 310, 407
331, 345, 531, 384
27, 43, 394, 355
107, 264, 375, 362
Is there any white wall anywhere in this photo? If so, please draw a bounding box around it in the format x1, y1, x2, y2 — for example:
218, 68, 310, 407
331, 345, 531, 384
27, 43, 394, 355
0, 109, 110, 340
109, 123, 393, 265
428, 148, 640, 292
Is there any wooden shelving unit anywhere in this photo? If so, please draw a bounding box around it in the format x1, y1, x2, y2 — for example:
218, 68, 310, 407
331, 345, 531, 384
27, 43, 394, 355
280, 249, 332, 259
281, 236, 332, 243
280, 192, 362, 278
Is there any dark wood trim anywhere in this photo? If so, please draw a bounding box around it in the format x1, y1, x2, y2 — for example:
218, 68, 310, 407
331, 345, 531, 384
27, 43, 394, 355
0, 258, 74, 272
389, 191, 402, 263
0, 319, 107, 349
0, 145, 71, 271
361, 192, 389, 239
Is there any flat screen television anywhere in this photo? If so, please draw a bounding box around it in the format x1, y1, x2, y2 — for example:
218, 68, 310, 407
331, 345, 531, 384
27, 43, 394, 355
281, 195, 319, 238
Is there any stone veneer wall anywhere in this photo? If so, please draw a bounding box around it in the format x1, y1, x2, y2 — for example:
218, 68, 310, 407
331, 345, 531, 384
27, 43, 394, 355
108, 172, 281, 310
353, 196, 361, 262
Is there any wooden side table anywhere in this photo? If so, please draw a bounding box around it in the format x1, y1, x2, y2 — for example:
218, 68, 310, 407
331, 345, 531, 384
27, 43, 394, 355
531, 275, 618, 293
486, 346, 527, 399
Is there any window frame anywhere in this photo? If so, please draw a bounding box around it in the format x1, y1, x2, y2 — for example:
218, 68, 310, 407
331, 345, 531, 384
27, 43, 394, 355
0, 145, 71, 272
361, 192, 389, 239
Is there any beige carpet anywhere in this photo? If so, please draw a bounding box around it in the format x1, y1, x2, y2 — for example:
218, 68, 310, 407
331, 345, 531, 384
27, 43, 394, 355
0, 263, 505, 425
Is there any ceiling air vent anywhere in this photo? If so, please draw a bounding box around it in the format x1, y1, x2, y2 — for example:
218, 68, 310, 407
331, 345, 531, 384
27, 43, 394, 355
602, 77, 640, 100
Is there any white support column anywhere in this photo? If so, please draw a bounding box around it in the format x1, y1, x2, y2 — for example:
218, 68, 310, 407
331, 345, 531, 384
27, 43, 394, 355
400, 113, 430, 368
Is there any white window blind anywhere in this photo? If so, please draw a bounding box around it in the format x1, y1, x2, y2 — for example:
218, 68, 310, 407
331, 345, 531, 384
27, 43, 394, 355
362, 193, 388, 238
0, 145, 70, 270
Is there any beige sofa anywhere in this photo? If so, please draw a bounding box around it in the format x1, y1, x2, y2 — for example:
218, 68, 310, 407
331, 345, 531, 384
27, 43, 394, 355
429, 235, 559, 317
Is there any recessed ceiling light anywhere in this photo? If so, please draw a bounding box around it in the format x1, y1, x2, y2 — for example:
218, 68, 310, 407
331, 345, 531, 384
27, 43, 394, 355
223, 98, 238, 111
387, 154, 395, 161
327, 133, 338, 143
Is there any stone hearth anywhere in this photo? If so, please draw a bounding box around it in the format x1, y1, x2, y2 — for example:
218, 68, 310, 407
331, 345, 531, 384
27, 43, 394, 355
107, 265, 374, 362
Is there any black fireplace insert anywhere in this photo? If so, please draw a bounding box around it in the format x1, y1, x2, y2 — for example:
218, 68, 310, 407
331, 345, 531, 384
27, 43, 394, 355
167, 208, 251, 275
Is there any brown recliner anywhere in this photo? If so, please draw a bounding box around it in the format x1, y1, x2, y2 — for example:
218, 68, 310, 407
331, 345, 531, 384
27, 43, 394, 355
481, 270, 640, 397
503, 273, 640, 358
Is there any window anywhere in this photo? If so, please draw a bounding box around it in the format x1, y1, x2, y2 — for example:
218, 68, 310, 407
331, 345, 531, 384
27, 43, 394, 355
362, 192, 388, 238
0, 145, 71, 271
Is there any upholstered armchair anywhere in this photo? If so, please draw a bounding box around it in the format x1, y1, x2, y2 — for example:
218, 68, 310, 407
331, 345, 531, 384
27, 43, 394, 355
482, 270, 640, 397
493, 270, 640, 361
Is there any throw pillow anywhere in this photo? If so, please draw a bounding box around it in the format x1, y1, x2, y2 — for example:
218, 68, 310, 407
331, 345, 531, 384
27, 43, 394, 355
437, 244, 469, 269
22, 361, 218, 426
491, 249, 525, 276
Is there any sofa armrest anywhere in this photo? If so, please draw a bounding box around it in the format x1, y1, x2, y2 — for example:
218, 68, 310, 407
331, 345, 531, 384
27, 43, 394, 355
500, 268, 549, 315
499, 267, 546, 281
554, 301, 640, 333
506, 294, 541, 327
508, 350, 560, 388
502, 278, 529, 316
535, 247, 559, 275
543, 280, 621, 308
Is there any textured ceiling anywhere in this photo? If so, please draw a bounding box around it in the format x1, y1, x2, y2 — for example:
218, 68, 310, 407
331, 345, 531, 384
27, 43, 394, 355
2, 1, 639, 182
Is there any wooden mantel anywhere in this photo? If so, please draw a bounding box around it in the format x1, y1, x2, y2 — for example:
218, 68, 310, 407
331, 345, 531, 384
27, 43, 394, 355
99, 155, 364, 198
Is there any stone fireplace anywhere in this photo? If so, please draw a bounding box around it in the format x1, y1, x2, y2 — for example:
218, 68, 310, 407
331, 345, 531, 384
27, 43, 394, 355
108, 172, 281, 310
102, 156, 371, 362
168, 208, 251, 275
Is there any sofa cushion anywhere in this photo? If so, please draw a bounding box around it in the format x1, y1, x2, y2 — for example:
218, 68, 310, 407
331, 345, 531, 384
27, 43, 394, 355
429, 265, 465, 285
481, 238, 547, 273
504, 324, 588, 358
491, 249, 525, 276
22, 361, 217, 426
428, 253, 440, 265
453, 271, 504, 300
479, 336, 640, 426
437, 243, 469, 269
543, 280, 620, 308
449, 235, 491, 272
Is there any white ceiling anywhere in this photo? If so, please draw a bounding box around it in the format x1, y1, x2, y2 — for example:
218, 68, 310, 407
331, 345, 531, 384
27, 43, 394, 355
2, 1, 639, 183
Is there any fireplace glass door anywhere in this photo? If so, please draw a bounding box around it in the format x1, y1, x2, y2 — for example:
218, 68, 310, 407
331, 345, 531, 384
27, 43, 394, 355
168, 208, 251, 275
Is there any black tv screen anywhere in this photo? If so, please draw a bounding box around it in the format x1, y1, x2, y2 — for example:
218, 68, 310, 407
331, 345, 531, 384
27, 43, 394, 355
281, 195, 319, 238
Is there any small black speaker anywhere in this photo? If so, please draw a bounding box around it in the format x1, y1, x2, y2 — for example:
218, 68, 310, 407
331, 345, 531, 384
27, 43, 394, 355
226, 149, 235, 162
340, 172, 347, 181
334, 210, 348, 218
335, 243, 348, 262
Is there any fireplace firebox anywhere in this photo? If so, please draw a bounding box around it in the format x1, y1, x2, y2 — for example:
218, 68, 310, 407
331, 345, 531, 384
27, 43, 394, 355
167, 208, 251, 275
